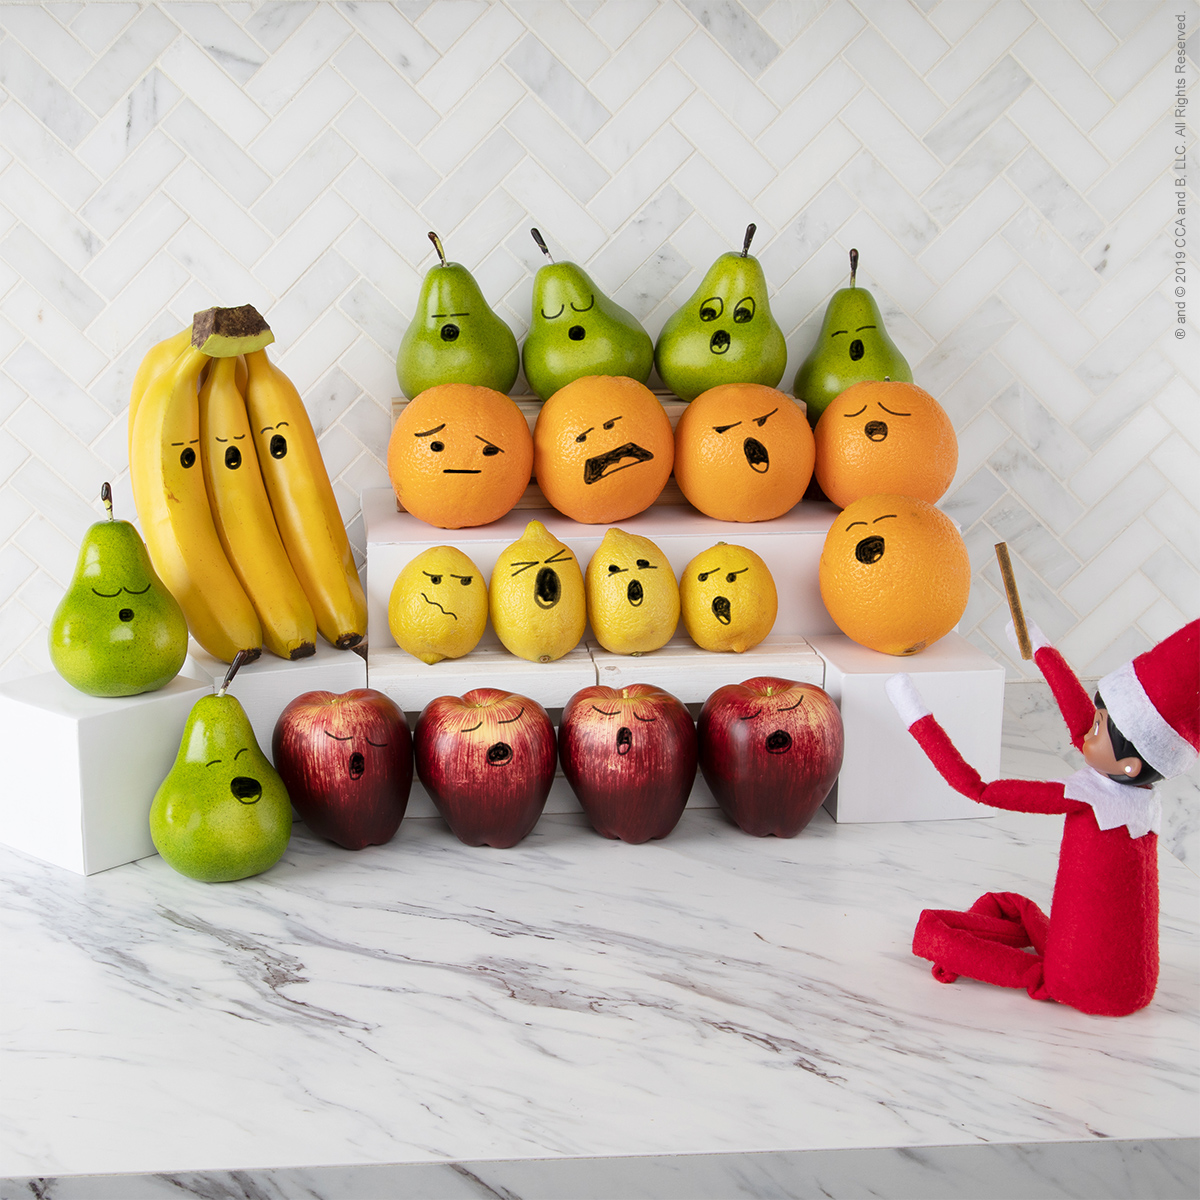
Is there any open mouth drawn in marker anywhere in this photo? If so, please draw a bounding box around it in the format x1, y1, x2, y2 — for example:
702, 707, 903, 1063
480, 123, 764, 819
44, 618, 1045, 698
712, 596, 732, 625
583, 443, 654, 484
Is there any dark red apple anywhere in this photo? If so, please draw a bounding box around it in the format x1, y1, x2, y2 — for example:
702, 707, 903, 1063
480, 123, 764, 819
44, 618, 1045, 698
272, 688, 413, 850
698, 676, 843, 837
414, 688, 556, 848
559, 684, 697, 843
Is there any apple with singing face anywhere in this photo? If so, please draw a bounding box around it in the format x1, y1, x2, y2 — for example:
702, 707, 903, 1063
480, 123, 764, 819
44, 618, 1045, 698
272, 689, 413, 850
414, 688, 556, 848
559, 684, 697, 843
698, 676, 843, 837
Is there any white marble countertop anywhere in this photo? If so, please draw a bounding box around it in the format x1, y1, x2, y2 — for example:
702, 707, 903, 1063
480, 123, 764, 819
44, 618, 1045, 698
2, 770, 1196, 1183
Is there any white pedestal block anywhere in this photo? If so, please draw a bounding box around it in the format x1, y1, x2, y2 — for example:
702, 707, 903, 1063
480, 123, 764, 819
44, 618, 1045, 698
185, 640, 367, 763
811, 632, 1005, 823
591, 634, 825, 705
369, 643, 597, 715
361, 487, 841, 647
0, 671, 211, 874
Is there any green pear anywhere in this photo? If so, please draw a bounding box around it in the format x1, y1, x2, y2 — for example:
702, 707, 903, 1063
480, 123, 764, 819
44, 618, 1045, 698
522, 228, 654, 401
49, 483, 188, 697
150, 652, 291, 883
396, 232, 520, 399
792, 248, 912, 426
654, 224, 787, 402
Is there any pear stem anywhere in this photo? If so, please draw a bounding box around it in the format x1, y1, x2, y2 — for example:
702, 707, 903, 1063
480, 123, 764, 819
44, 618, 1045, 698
849, 247, 858, 287
100, 481, 113, 521
742, 224, 756, 257
428, 231, 446, 268
530, 228, 554, 263
216, 648, 254, 697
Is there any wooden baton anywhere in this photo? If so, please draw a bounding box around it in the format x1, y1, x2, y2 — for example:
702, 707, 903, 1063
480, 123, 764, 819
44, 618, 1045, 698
994, 542, 1031, 659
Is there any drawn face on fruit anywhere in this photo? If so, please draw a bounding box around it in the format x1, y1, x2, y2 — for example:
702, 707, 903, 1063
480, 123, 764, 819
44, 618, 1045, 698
537, 275, 595, 344
508, 542, 576, 610
838, 504, 898, 568
560, 385, 673, 492
697, 288, 757, 357
829, 388, 911, 443
418, 563, 480, 620
387, 385, 534, 529
588, 530, 674, 612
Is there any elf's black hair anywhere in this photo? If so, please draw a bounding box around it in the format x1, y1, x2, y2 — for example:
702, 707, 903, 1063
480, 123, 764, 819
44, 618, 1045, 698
1094, 691, 1164, 786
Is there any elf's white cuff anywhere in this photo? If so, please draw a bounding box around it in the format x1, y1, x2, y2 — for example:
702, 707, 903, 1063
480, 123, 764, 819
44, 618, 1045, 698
1006, 619, 1051, 654
886, 673, 931, 728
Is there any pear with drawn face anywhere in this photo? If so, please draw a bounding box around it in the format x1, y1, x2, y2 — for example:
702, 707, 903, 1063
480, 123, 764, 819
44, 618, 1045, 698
654, 225, 787, 402
522, 229, 654, 401
792, 248, 912, 426
397, 232, 520, 399
49, 483, 188, 697
150, 652, 292, 882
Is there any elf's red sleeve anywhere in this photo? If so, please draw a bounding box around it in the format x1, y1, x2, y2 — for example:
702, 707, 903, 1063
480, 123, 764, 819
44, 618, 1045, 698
1033, 644, 1096, 751
907, 713, 1085, 816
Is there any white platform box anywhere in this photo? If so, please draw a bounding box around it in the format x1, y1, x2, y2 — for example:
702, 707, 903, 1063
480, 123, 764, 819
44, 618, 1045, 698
369, 643, 597, 716
185, 640, 367, 764
0, 671, 211, 875
810, 632, 1005, 823
591, 634, 825, 705
361, 487, 842, 649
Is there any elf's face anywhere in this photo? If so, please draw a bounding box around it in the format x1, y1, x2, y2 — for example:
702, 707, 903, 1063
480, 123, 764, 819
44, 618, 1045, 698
1083, 707, 1143, 781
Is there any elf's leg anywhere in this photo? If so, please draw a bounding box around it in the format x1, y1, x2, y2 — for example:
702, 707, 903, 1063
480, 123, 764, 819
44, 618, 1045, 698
914, 892, 1051, 999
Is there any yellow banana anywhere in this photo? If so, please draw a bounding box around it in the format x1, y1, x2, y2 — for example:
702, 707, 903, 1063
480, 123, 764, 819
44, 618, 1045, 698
242, 349, 368, 649
199, 356, 317, 661
130, 343, 263, 664
127, 326, 193, 459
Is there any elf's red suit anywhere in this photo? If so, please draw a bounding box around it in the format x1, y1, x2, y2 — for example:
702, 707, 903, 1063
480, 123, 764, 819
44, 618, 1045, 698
887, 621, 1198, 1018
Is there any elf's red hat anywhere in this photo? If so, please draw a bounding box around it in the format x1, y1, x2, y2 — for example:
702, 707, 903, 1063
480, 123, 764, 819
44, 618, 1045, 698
1098, 620, 1199, 779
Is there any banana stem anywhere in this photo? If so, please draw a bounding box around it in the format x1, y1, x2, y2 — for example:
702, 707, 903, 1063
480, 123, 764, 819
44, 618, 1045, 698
531, 228, 554, 262
428, 231, 446, 267
849, 247, 858, 287
101, 481, 113, 521
742, 224, 756, 257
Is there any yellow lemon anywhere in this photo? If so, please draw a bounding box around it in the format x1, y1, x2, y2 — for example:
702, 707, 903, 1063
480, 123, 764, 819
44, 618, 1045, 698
585, 528, 680, 655
679, 542, 777, 653
489, 519, 586, 662
388, 546, 488, 664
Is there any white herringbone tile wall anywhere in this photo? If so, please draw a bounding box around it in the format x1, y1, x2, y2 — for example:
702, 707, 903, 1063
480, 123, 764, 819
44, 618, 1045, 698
1, 0, 1197, 686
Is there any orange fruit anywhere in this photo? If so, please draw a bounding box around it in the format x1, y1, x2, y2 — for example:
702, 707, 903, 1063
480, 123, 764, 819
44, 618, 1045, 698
387, 384, 533, 528
819, 493, 970, 656
533, 375, 674, 524
674, 384, 813, 522
814, 380, 957, 509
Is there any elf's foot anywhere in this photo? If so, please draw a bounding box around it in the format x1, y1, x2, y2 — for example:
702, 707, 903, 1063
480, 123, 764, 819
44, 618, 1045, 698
932, 963, 959, 984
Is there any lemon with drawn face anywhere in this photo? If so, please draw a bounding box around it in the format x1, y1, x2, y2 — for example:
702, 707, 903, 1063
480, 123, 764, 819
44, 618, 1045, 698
585, 528, 680, 655
388, 546, 488, 665
489, 520, 586, 662
680, 542, 777, 653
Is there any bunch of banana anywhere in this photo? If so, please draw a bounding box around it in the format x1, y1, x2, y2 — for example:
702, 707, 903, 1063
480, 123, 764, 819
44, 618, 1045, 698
128, 307, 367, 664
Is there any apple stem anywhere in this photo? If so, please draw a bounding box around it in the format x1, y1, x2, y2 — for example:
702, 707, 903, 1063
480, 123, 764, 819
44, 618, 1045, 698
742, 224, 756, 257
216, 648, 254, 697
100, 481, 113, 521
428, 231, 446, 268
531, 228, 554, 263
849, 247, 858, 287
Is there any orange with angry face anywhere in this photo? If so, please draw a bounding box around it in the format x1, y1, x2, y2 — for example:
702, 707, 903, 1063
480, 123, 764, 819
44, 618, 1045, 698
532, 375, 674, 523
387, 383, 533, 528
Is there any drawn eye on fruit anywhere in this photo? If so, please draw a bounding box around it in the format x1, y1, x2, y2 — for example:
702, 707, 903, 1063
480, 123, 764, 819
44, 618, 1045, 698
387, 384, 534, 529
674, 385, 814, 523
681, 542, 777, 653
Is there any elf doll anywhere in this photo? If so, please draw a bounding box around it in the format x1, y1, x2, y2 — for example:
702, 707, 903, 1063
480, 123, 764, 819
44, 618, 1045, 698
886, 620, 1198, 1017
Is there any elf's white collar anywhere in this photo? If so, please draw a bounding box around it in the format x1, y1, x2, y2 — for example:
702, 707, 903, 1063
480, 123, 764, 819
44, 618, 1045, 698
1063, 767, 1161, 839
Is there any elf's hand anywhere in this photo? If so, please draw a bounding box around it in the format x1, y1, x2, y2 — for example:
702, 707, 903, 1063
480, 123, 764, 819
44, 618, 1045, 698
886, 673, 932, 729
1006, 618, 1051, 654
